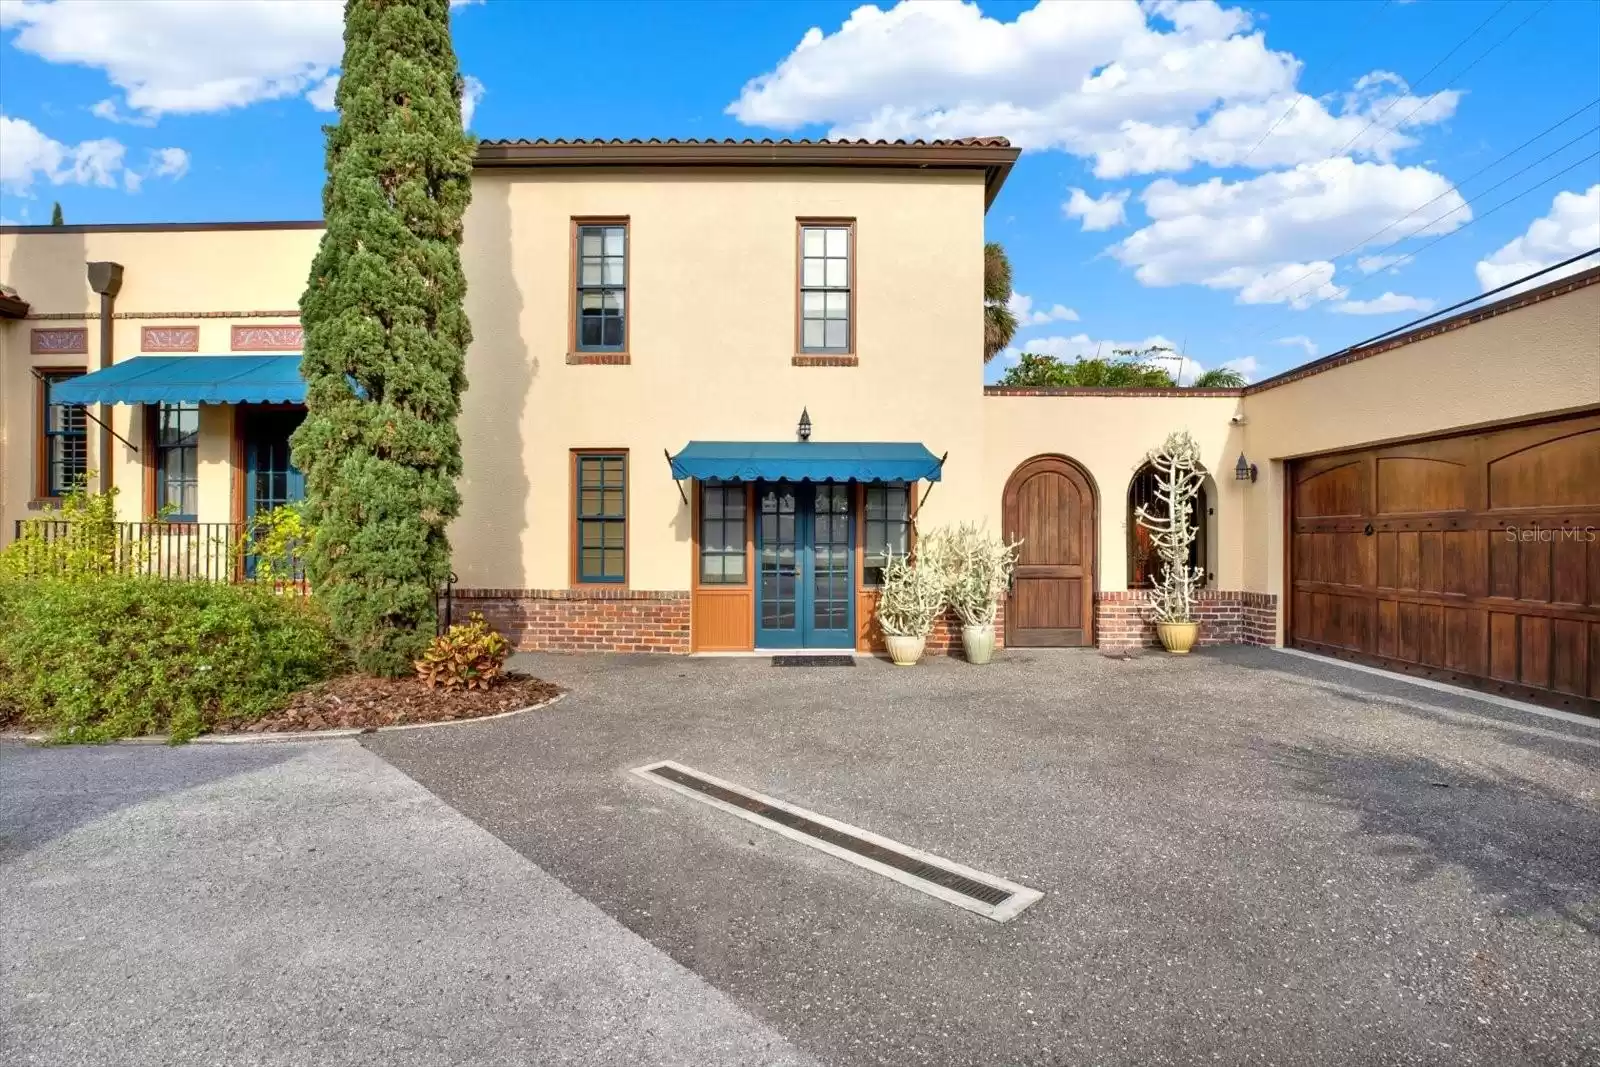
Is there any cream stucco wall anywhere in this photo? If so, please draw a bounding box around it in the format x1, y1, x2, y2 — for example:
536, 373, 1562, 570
979, 394, 1247, 593
1239, 279, 1600, 605
455, 168, 988, 590
0, 226, 320, 535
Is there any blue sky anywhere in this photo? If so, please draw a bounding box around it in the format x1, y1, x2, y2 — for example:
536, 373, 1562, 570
3, 0, 1598, 382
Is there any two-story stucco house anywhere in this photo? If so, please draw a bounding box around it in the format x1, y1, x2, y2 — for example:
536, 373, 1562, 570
2, 137, 1597, 715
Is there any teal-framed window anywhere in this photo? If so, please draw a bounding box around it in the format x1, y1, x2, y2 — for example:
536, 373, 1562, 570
154, 402, 200, 520
39, 369, 87, 498
699, 483, 747, 585
799, 221, 853, 353
574, 451, 627, 584
575, 222, 627, 352
863, 482, 910, 586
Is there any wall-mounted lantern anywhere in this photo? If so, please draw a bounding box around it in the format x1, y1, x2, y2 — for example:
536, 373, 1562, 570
1234, 452, 1258, 483
797, 407, 812, 442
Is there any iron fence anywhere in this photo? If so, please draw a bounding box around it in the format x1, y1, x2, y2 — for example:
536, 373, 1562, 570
8, 519, 306, 586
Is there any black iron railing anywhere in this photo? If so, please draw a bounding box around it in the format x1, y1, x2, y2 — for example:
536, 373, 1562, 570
8, 519, 305, 585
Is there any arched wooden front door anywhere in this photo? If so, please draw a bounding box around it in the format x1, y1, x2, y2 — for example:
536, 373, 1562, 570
1003, 455, 1097, 647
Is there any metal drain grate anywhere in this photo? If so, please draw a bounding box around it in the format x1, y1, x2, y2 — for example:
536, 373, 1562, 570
633, 760, 1042, 922
771, 655, 856, 667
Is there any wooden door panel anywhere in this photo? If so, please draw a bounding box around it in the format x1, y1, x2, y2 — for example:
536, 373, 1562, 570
1004, 456, 1096, 647
1289, 410, 1599, 716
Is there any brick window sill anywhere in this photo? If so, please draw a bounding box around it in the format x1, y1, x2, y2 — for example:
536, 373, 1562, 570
792, 354, 858, 367
26, 498, 63, 511
567, 352, 631, 365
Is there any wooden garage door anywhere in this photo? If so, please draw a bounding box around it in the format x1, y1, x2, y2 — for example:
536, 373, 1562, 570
1004, 455, 1096, 647
1288, 410, 1600, 715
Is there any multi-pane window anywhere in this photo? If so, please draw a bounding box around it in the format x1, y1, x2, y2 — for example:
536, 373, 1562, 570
575, 452, 626, 583
576, 223, 626, 351
799, 223, 851, 352
155, 403, 200, 520
863, 482, 910, 586
41, 370, 87, 497
699, 483, 747, 584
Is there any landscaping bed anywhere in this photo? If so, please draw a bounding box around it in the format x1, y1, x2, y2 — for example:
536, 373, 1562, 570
217, 672, 563, 734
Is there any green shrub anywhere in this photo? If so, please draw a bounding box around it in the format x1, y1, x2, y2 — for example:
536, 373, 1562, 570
0, 475, 167, 581
414, 612, 510, 691
0, 577, 341, 743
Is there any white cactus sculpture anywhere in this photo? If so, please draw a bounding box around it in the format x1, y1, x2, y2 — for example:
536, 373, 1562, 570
1134, 430, 1206, 625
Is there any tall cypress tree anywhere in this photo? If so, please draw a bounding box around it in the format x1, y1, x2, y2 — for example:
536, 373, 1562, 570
294, 0, 474, 676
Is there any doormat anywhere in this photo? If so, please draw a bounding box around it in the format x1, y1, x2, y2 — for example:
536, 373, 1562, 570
771, 655, 856, 667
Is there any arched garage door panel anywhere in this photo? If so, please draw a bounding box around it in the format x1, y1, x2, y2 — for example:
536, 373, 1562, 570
1288, 410, 1600, 716
1003, 455, 1097, 647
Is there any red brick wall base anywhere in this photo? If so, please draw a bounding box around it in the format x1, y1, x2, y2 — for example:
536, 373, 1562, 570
922, 603, 1007, 657
1094, 591, 1278, 651
454, 588, 691, 654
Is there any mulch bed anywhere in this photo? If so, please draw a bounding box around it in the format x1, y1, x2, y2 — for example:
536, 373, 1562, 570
216, 672, 563, 735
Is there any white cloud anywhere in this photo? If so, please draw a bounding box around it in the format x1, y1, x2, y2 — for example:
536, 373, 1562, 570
306, 75, 340, 112
461, 74, 485, 129
1475, 185, 1600, 293
1112, 157, 1467, 306
1275, 335, 1317, 356
1220, 355, 1259, 379
727, 1, 1458, 178
1331, 292, 1434, 315
1003, 331, 1179, 365
1064, 187, 1129, 231
1356, 253, 1405, 274
148, 146, 190, 179
2, 0, 345, 118
0, 115, 189, 195
1007, 291, 1079, 325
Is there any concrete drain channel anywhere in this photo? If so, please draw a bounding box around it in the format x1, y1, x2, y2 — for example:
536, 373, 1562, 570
632, 760, 1042, 923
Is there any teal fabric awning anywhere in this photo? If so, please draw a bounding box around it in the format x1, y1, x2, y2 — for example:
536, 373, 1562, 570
669, 441, 943, 483
49, 355, 305, 406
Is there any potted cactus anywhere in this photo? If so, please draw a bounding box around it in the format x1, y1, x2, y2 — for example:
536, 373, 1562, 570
1135, 430, 1207, 654
875, 550, 945, 665
923, 523, 1022, 664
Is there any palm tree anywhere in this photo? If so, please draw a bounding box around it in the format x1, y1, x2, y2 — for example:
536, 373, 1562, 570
1191, 367, 1248, 387
983, 241, 1017, 363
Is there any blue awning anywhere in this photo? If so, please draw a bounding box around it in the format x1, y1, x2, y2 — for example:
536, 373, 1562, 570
49, 355, 305, 406
669, 441, 943, 483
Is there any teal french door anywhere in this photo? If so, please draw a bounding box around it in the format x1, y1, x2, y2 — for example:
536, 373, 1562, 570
755, 481, 854, 649
243, 408, 306, 577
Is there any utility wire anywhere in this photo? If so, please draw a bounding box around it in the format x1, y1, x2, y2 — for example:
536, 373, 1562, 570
1327, 0, 1512, 161
1236, 0, 1394, 168
1251, 108, 1600, 308
1250, 147, 1600, 331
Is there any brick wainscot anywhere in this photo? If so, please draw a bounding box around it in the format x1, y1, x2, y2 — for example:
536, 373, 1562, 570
1095, 591, 1277, 651
456, 588, 691, 653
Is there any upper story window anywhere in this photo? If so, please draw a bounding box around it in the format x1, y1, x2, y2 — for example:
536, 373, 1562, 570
799, 222, 853, 353
575, 222, 627, 353
574, 450, 627, 584
154, 402, 200, 521
39, 369, 87, 498
863, 482, 910, 586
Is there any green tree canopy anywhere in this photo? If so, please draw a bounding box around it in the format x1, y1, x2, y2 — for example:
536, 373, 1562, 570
998, 352, 1176, 388
293, 0, 475, 676
983, 242, 1017, 363
1190, 367, 1248, 387
50, 202, 64, 226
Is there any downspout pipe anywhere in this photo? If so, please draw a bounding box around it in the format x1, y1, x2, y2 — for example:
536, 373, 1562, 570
86, 262, 124, 494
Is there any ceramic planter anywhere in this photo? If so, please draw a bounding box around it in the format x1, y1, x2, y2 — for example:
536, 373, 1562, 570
1156, 621, 1200, 654
884, 634, 926, 666
961, 623, 996, 665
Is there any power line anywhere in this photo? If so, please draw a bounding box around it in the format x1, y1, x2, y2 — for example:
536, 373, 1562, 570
1250, 107, 1600, 309
1327, 0, 1512, 161
1359, 1, 1552, 159
1250, 147, 1600, 332
1236, 0, 1394, 168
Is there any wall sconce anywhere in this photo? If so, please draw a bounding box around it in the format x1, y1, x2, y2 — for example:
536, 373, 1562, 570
1235, 452, 1258, 483
797, 407, 812, 441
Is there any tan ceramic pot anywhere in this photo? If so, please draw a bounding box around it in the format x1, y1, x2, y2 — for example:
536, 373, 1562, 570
885, 634, 926, 666
1156, 621, 1200, 654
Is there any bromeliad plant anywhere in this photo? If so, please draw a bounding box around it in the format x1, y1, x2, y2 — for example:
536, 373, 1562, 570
1134, 430, 1207, 625
414, 612, 511, 691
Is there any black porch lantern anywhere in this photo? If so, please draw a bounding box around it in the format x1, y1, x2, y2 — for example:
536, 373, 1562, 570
1235, 452, 1257, 483
797, 407, 812, 441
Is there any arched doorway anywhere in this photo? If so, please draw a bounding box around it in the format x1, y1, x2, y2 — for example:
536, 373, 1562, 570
1002, 454, 1097, 647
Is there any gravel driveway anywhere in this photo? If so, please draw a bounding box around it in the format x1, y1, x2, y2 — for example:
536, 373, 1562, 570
367, 647, 1600, 1067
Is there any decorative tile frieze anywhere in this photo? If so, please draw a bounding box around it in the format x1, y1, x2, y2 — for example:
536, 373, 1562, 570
141, 326, 200, 352
30, 327, 88, 354
231, 324, 303, 351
